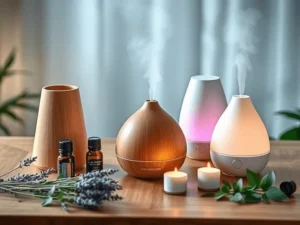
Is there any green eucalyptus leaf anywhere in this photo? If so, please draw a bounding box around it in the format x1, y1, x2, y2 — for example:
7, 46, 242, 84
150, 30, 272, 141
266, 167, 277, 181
232, 181, 238, 192
230, 193, 243, 203
279, 127, 300, 140
265, 187, 289, 202
260, 171, 275, 191
262, 193, 270, 204
215, 191, 228, 200
275, 110, 300, 121
222, 180, 231, 190
41, 196, 53, 206
0, 123, 11, 135
235, 179, 243, 192
241, 185, 256, 193
221, 185, 230, 194
244, 192, 261, 204
48, 185, 56, 196
246, 169, 260, 188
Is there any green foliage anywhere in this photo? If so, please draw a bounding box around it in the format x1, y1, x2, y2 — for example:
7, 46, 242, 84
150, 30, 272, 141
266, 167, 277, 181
244, 192, 261, 203
222, 180, 231, 189
275, 109, 300, 140
262, 193, 270, 204
260, 171, 275, 191
279, 127, 300, 140
207, 169, 289, 204
230, 193, 243, 203
0, 49, 40, 135
265, 187, 289, 202
246, 169, 260, 188
41, 196, 53, 206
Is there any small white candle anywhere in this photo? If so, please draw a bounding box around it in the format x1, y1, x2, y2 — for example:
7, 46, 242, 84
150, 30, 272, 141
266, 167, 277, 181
198, 162, 220, 191
164, 168, 187, 194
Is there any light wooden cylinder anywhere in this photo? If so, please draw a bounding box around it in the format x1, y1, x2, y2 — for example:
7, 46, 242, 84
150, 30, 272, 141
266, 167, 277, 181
116, 100, 187, 178
32, 85, 87, 170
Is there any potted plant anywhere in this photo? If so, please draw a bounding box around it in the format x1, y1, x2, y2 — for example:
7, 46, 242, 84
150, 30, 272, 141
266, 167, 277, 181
0, 49, 40, 135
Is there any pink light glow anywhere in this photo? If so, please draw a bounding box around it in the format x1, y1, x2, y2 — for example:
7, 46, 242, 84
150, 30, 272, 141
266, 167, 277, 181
181, 105, 224, 142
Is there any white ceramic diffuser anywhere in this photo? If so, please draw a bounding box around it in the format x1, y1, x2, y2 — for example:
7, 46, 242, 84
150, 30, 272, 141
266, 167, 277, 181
210, 95, 270, 176
179, 75, 227, 160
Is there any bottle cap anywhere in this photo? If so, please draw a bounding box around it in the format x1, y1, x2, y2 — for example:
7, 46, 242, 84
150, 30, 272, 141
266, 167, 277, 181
88, 137, 101, 151
280, 180, 297, 196
59, 139, 73, 155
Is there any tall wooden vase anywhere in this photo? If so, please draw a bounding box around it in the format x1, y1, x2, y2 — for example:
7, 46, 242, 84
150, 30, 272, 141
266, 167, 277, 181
32, 85, 87, 170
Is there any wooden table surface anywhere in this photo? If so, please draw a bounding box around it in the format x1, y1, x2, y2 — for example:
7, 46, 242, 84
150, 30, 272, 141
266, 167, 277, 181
0, 137, 300, 225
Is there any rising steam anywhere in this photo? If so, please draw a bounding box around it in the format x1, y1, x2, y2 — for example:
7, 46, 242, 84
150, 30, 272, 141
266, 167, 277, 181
225, 8, 261, 95
126, 3, 172, 100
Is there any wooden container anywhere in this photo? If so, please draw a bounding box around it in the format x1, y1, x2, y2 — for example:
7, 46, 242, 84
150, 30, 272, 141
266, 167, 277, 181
116, 100, 187, 178
32, 85, 87, 170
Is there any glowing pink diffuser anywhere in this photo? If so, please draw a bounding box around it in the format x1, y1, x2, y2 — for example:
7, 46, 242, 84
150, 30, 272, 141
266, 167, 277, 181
179, 75, 227, 160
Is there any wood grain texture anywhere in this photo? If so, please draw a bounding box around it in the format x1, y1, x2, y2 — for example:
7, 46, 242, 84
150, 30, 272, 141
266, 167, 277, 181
116, 100, 186, 178
32, 85, 87, 170
0, 137, 300, 225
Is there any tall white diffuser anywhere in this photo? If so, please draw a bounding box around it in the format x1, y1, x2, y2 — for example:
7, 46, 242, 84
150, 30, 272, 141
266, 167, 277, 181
179, 75, 227, 160
210, 95, 270, 176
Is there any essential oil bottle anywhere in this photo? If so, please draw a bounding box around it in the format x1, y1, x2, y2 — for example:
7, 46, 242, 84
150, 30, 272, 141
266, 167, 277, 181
57, 139, 75, 178
86, 137, 103, 173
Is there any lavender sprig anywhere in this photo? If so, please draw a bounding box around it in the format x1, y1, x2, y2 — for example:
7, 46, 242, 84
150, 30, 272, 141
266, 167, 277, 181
74, 171, 122, 208
0, 156, 37, 178
0, 168, 122, 210
20, 156, 37, 168
8, 168, 54, 182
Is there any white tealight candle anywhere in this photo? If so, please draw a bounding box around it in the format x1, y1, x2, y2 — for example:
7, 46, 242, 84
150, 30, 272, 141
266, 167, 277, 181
164, 168, 187, 195
198, 162, 220, 191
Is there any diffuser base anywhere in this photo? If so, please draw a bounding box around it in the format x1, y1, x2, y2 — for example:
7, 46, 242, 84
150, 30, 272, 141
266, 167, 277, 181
187, 141, 210, 160
116, 155, 186, 179
210, 150, 270, 177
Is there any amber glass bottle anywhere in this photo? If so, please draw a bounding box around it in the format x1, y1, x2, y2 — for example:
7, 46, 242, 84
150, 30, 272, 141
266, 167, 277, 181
57, 139, 75, 178
86, 137, 103, 173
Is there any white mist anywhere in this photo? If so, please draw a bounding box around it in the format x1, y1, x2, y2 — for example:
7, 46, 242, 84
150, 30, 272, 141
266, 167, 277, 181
126, 1, 172, 100
225, 8, 261, 95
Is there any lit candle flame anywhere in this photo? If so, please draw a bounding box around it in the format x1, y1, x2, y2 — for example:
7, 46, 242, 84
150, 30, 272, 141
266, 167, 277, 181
207, 162, 211, 168
175, 167, 178, 172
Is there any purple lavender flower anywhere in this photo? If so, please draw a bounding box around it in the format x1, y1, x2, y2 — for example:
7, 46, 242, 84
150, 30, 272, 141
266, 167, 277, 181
8, 168, 54, 182
19, 156, 37, 168
74, 169, 122, 208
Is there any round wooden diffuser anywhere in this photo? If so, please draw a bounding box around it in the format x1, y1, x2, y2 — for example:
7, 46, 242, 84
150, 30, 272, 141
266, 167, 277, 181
116, 100, 187, 179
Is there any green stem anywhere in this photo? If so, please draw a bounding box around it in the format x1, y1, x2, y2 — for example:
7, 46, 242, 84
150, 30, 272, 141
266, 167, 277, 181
0, 184, 75, 191
0, 166, 20, 178
0, 186, 76, 201
0, 186, 48, 199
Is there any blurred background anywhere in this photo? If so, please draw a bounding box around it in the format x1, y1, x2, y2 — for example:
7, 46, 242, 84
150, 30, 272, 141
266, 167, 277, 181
0, 0, 299, 139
